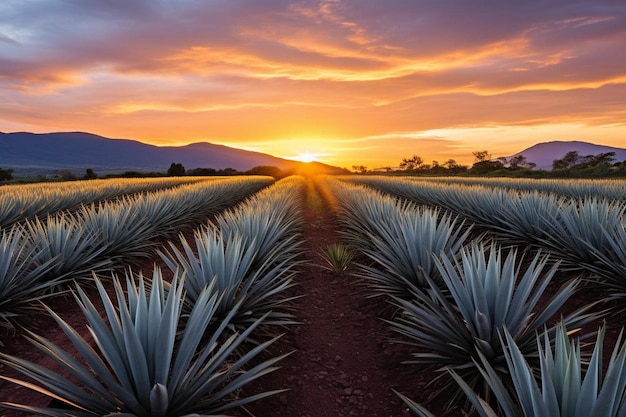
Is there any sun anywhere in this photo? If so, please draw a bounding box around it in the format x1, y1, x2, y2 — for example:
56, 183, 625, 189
296, 153, 317, 163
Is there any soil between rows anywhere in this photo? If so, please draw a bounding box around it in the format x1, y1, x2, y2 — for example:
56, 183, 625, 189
233, 179, 451, 417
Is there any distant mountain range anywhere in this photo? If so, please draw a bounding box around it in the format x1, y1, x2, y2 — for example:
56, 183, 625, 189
2, 132, 624, 176
0, 131, 346, 176
510, 141, 626, 170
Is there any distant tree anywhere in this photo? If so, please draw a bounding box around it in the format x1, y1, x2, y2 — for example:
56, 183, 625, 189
472, 150, 491, 163
217, 168, 239, 176
120, 171, 147, 178
0, 168, 13, 181
352, 165, 368, 174
443, 159, 460, 169
497, 156, 509, 166
167, 162, 186, 176
552, 151, 580, 170
580, 152, 616, 169
84, 168, 98, 180
399, 154, 423, 170
508, 154, 536, 169
245, 165, 284, 178
59, 169, 77, 181
186, 167, 218, 176
470, 150, 504, 174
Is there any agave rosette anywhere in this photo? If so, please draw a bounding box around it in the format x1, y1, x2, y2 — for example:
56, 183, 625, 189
326, 177, 470, 296
441, 322, 626, 417
0, 267, 287, 416
0, 225, 56, 335
26, 213, 113, 281
389, 242, 598, 406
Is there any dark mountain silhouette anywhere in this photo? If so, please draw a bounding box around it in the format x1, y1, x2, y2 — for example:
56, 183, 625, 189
510, 140, 626, 170
0, 131, 346, 175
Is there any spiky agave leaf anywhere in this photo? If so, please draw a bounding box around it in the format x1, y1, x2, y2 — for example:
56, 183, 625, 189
582, 220, 626, 296
321, 243, 354, 273
0, 266, 287, 416
216, 178, 304, 265
160, 227, 300, 333
79, 198, 158, 261
0, 225, 56, 335
26, 213, 113, 281
539, 197, 625, 266
440, 323, 626, 417
325, 178, 470, 295
360, 205, 470, 296
389, 242, 599, 407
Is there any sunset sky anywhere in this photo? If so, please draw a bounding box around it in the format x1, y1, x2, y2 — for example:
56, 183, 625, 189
1, 1, 625, 169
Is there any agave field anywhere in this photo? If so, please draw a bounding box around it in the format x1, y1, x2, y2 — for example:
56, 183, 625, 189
1, 174, 626, 416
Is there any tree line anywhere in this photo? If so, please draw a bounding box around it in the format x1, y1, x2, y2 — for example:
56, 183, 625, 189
352, 150, 626, 177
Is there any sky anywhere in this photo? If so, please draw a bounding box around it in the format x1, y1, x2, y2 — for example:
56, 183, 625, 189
1, 0, 625, 169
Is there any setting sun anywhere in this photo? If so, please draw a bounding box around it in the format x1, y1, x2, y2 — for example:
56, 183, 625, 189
295, 153, 318, 163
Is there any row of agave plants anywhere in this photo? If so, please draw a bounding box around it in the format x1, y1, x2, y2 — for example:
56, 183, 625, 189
408, 176, 626, 201
0, 176, 211, 229
351, 176, 626, 297
323, 176, 626, 416
0, 175, 305, 416
0, 176, 273, 341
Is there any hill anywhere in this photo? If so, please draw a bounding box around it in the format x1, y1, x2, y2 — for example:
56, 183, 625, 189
511, 141, 626, 170
0, 131, 346, 176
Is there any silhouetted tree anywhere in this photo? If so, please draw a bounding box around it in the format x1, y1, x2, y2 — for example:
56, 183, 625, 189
186, 167, 218, 176
508, 154, 537, 169
399, 154, 423, 170
219, 168, 239, 175
59, 170, 77, 181
352, 165, 368, 174
552, 151, 580, 170
84, 168, 98, 180
245, 165, 284, 178
472, 150, 491, 163
470, 150, 504, 174
167, 162, 186, 176
443, 159, 460, 169
0, 168, 13, 181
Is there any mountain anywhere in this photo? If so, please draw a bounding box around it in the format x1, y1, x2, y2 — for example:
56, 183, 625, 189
510, 141, 626, 170
0, 131, 346, 176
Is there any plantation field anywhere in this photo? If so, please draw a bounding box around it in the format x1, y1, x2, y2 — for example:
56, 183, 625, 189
1, 175, 626, 416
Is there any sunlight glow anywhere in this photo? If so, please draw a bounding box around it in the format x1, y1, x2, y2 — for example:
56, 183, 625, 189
295, 153, 318, 163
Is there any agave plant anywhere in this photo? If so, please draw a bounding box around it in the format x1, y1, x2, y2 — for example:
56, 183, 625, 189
359, 206, 470, 296
492, 191, 563, 247
160, 227, 299, 333
26, 213, 113, 281
321, 243, 354, 274
585, 221, 626, 294
0, 225, 56, 335
79, 198, 158, 261
0, 267, 287, 416
160, 177, 303, 334
389, 242, 598, 406
404, 322, 626, 417
539, 197, 625, 267
216, 194, 303, 265
326, 178, 470, 295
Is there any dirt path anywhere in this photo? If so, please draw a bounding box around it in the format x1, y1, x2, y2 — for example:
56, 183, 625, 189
241, 177, 433, 417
